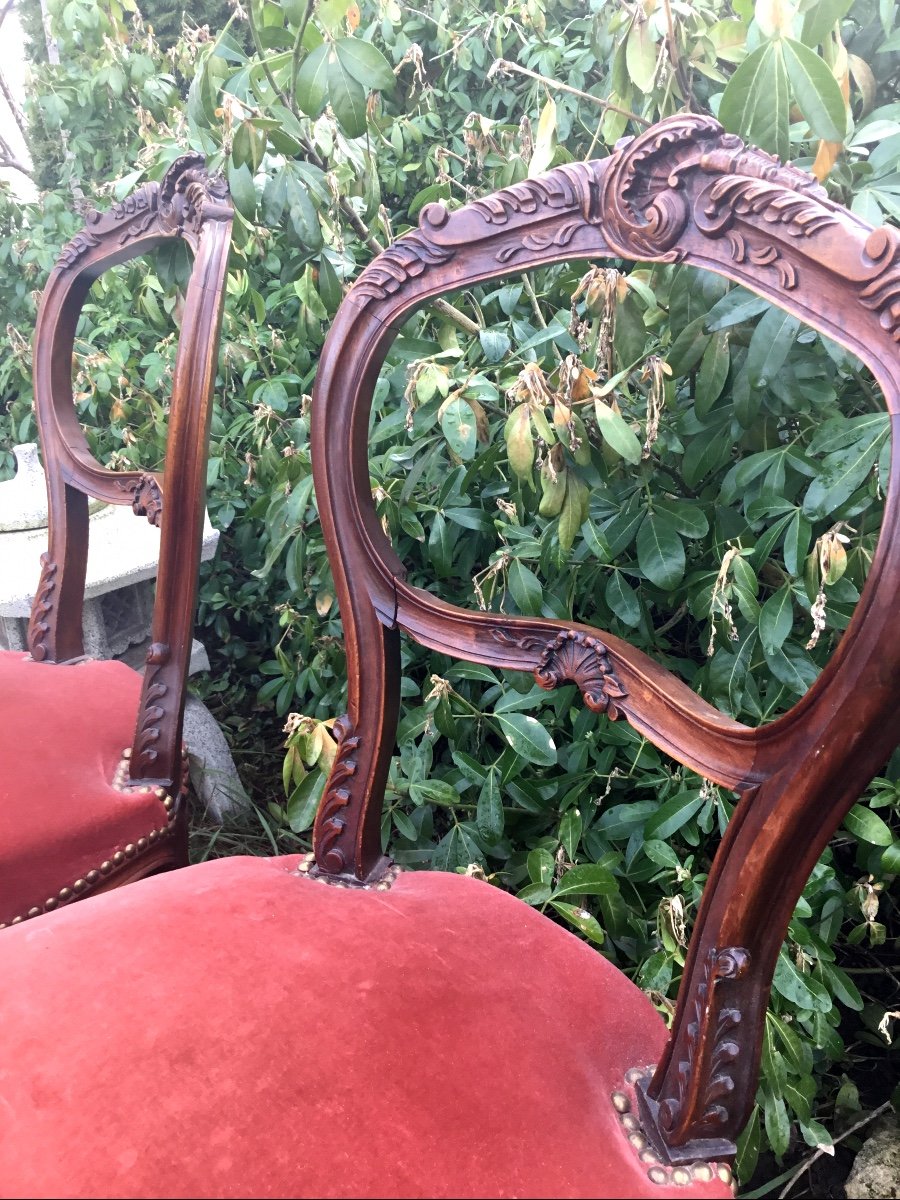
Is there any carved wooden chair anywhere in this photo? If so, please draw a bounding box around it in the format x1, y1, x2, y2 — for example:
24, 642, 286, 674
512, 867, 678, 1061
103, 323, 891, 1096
0, 116, 897, 1198
0, 158, 232, 929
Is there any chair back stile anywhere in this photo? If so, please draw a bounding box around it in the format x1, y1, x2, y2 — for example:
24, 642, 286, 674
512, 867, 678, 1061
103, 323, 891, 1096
25, 156, 233, 789
310, 114, 900, 1164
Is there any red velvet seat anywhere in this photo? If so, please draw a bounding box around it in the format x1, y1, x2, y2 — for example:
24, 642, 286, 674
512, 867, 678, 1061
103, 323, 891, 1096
0, 653, 174, 927
0, 117, 897, 1198
0, 854, 732, 1200
0, 159, 232, 927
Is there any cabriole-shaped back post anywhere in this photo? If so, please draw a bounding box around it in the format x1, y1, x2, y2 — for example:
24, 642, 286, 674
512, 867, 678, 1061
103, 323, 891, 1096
26, 156, 233, 791
311, 115, 900, 1162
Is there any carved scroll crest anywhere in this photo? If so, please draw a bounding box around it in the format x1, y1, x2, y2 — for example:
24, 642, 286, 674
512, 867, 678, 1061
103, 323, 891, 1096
600, 113, 832, 272
54, 155, 228, 273
316, 714, 361, 874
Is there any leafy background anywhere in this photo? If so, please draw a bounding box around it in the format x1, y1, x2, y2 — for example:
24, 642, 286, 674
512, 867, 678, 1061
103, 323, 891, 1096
1, 0, 899, 1192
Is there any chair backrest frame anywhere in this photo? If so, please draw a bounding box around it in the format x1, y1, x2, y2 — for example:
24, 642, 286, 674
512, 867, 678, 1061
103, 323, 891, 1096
25, 155, 233, 790
310, 114, 900, 1165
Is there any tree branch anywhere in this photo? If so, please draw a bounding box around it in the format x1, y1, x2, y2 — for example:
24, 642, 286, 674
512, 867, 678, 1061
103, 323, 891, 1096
487, 58, 650, 127
0, 64, 28, 144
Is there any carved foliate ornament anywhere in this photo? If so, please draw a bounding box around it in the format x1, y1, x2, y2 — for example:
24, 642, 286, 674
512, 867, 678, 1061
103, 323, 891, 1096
55, 155, 229, 273
316, 714, 362, 875
491, 627, 628, 718
26, 553, 58, 661
130, 474, 163, 527
134, 642, 171, 769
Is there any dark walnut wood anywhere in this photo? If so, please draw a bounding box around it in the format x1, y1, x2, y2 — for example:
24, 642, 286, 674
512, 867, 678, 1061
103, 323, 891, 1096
310, 114, 900, 1164
25, 154, 233, 792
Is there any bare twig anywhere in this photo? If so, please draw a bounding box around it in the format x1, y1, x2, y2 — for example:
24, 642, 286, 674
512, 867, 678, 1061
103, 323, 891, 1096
778, 1101, 892, 1199
488, 58, 650, 127
661, 0, 693, 110
0, 66, 28, 143
0, 128, 32, 179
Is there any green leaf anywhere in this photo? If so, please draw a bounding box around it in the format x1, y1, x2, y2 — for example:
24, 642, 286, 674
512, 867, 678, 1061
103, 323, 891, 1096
594, 400, 642, 464
550, 901, 605, 944
782, 37, 847, 143
695, 330, 730, 417
881, 841, 900, 873
759, 585, 794, 654
334, 37, 395, 91
666, 314, 710, 376
227, 160, 257, 221
440, 397, 477, 460
428, 512, 456, 577
294, 43, 330, 116
843, 803, 894, 847
495, 712, 557, 766
508, 559, 543, 616
747, 308, 800, 389
518, 881, 552, 906
327, 51, 368, 137
553, 863, 618, 898
286, 770, 325, 833
705, 288, 770, 332
719, 40, 790, 160
479, 328, 510, 362
801, 0, 853, 46
558, 808, 583, 861
735, 1108, 761, 1184
636, 512, 685, 590
606, 571, 641, 627
773, 950, 832, 1013
764, 642, 818, 696
476, 767, 504, 842
409, 778, 461, 807
802, 431, 887, 520
626, 16, 658, 93
644, 789, 705, 839
527, 847, 555, 885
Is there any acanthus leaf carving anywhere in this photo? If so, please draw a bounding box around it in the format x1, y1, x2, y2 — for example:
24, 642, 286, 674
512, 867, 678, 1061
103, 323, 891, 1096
26, 552, 57, 662
134, 641, 171, 768
600, 113, 834, 293
350, 162, 604, 303
315, 714, 361, 874
53, 155, 229, 274
129, 473, 163, 527
656, 945, 751, 1143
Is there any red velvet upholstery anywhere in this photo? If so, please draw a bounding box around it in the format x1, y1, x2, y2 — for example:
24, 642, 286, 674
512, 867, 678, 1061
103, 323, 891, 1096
0, 854, 732, 1199
0, 650, 172, 927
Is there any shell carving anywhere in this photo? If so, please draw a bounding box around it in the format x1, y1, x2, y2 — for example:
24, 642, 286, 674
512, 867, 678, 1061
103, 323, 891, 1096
534, 630, 628, 719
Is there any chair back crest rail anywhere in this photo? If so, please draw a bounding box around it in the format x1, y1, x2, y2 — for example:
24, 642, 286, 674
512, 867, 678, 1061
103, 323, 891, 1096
25, 155, 233, 789
310, 115, 900, 1163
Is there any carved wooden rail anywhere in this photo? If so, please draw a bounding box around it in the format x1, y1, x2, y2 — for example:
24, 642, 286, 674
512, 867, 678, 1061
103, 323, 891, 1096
26, 155, 233, 789
310, 114, 900, 1164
